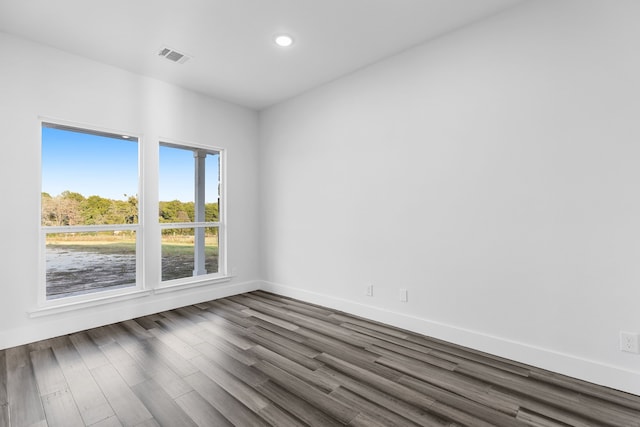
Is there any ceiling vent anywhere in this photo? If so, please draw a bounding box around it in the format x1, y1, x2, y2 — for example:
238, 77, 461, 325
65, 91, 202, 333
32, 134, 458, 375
158, 46, 191, 64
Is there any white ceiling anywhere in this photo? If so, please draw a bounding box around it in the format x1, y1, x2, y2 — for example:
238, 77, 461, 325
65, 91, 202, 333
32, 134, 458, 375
0, 0, 525, 110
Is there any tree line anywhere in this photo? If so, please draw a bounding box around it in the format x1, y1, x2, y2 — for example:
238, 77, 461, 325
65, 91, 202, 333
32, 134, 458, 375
42, 191, 219, 227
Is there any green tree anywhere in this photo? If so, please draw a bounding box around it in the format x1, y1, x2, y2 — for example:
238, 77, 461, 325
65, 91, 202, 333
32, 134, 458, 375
61, 191, 85, 203
82, 195, 112, 224
205, 202, 219, 222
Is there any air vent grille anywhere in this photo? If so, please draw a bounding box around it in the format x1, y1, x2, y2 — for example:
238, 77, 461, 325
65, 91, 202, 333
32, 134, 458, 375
158, 46, 190, 64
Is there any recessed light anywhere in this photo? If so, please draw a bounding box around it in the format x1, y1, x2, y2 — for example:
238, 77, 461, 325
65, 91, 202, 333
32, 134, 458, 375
274, 34, 294, 47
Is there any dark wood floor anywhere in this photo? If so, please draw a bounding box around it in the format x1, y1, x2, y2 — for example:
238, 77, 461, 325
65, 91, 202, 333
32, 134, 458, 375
1, 291, 639, 427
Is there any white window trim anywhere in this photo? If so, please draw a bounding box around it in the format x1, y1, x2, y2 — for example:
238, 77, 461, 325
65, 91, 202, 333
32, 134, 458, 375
38, 118, 145, 308
30, 289, 152, 318
158, 140, 227, 287
36, 121, 230, 313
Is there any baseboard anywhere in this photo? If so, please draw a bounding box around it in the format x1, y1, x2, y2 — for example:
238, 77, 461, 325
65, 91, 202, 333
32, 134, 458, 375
0, 279, 261, 350
260, 280, 640, 396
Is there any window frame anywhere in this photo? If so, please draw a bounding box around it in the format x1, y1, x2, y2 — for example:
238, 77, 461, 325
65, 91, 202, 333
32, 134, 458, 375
158, 140, 226, 288
38, 119, 144, 307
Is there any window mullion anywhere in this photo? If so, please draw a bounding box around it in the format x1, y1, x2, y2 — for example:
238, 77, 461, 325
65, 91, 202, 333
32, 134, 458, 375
194, 150, 207, 275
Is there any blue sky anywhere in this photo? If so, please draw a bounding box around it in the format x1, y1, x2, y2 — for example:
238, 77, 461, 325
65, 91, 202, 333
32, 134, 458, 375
42, 126, 219, 202
159, 145, 220, 203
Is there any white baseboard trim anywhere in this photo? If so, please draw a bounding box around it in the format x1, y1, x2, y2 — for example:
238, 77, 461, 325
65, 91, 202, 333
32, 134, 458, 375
0, 280, 261, 350
260, 280, 640, 396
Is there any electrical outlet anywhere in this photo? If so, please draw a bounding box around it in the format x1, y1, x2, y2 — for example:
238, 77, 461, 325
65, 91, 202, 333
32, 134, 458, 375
400, 288, 408, 302
620, 331, 640, 353
366, 284, 373, 297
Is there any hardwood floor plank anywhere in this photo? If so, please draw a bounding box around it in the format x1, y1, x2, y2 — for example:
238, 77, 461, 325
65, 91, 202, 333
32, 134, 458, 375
256, 402, 307, 427
155, 314, 205, 348
69, 332, 110, 370
118, 338, 192, 399
246, 293, 340, 324
379, 355, 521, 417
316, 365, 449, 426
252, 291, 336, 317
91, 364, 153, 426
143, 337, 198, 378
5, 346, 47, 427
398, 375, 525, 427
194, 343, 267, 387
147, 328, 200, 360
367, 342, 458, 371
120, 319, 154, 340
50, 338, 115, 426
89, 415, 123, 427
340, 322, 439, 358
30, 348, 68, 396
190, 355, 269, 412
316, 352, 436, 412
250, 317, 309, 343
133, 419, 160, 427
87, 326, 117, 347
249, 344, 340, 392
131, 315, 160, 332
41, 387, 85, 427
456, 364, 640, 426
131, 379, 197, 427
198, 319, 254, 350
332, 313, 410, 338
183, 372, 271, 427
102, 324, 143, 350
202, 301, 255, 328
255, 380, 342, 427
29, 346, 85, 426
248, 325, 320, 358
299, 326, 397, 366
515, 409, 571, 427
99, 341, 149, 387
254, 359, 359, 424
174, 306, 211, 324
193, 330, 259, 366
530, 369, 640, 411
245, 327, 323, 370
174, 390, 233, 427
349, 412, 401, 427
209, 298, 252, 314
243, 307, 300, 331
516, 397, 604, 427
329, 385, 423, 427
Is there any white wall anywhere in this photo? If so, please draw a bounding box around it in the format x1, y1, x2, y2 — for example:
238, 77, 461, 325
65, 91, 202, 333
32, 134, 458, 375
259, 0, 640, 394
0, 32, 261, 348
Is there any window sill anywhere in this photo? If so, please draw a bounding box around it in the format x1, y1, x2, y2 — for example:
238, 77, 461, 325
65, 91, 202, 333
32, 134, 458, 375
29, 289, 153, 318
28, 276, 233, 318
154, 275, 232, 294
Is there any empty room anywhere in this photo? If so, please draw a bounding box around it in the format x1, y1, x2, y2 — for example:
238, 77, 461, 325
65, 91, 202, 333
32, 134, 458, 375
1, 0, 639, 425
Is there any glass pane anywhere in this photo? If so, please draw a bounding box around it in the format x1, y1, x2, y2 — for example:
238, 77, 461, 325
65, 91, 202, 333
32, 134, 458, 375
46, 231, 136, 299
41, 124, 139, 226
161, 227, 219, 281
159, 145, 220, 223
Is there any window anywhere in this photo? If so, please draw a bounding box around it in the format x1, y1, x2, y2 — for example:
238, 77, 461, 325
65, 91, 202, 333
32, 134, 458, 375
159, 143, 223, 283
40, 122, 140, 302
